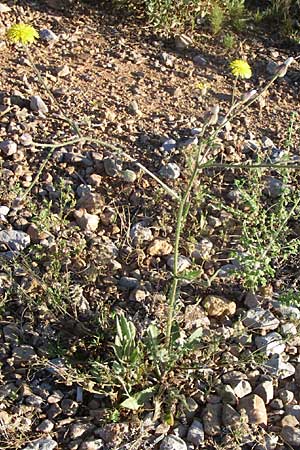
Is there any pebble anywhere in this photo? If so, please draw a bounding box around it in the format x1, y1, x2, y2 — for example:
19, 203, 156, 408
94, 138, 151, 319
69, 422, 95, 439
40, 29, 58, 42
243, 307, 280, 331
255, 381, 274, 404
191, 238, 213, 261
264, 176, 284, 198
167, 255, 191, 272
278, 389, 294, 404
20, 133, 33, 146
147, 239, 173, 256
266, 60, 279, 75
118, 276, 139, 290
61, 399, 78, 416
184, 304, 210, 329
130, 222, 153, 243
12, 345, 37, 363
0, 205, 9, 216
103, 157, 122, 177
36, 419, 55, 433
76, 192, 103, 213
0, 139, 17, 155
238, 394, 268, 426
22, 438, 58, 450
281, 415, 300, 446
121, 169, 137, 182
79, 439, 104, 450
128, 100, 141, 115
159, 163, 181, 180
217, 264, 237, 278
30, 95, 49, 114
231, 379, 252, 398
159, 435, 187, 450
265, 355, 295, 379
161, 138, 177, 153
202, 295, 236, 317
285, 405, 300, 421
74, 209, 99, 232
255, 332, 285, 356
193, 54, 207, 66
0, 3, 11, 12
222, 404, 241, 427
160, 52, 175, 67
187, 419, 204, 446
281, 322, 297, 336
203, 403, 222, 436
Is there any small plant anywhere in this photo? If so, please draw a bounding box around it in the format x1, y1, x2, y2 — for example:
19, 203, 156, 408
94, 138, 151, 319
223, 33, 236, 50
210, 3, 225, 34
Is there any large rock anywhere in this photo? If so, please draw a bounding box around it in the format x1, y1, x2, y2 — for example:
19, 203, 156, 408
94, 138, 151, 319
159, 435, 187, 450
0, 229, 30, 252
202, 295, 236, 317
238, 394, 267, 426
203, 403, 222, 436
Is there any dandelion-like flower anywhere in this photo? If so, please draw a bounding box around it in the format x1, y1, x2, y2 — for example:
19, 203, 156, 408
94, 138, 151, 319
7, 23, 39, 45
230, 59, 252, 79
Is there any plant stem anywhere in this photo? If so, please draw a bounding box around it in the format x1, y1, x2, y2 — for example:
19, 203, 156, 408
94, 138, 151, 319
165, 143, 206, 350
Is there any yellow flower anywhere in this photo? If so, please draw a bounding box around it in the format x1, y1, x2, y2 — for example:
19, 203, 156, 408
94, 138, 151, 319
7, 23, 39, 45
230, 59, 252, 79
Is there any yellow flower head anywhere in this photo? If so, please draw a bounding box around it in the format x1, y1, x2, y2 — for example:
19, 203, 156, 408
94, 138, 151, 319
230, 59, 252, 79
7, 23, 39, 45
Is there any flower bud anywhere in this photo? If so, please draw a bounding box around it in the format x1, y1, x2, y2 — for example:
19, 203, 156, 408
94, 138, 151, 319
242, 89, 257, 102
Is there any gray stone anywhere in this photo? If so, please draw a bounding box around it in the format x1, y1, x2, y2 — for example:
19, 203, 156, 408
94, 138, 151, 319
238, 394, 267, 425
130, 222, 153, 243
30, 95, 48, 114
279, 305, 300, 320
278, 389, 294, 405
26, 394, 44, 407
262, 136, 275, 148
187, 419, 204, 446
265, 355, 295, 379
281, 322, 297, 336
281, 415, 300, 446
190, 127, 202, 136
12, 345, 37, 363
128, 100, 141, 115
255, 332, 285, 356
231, 379, 252, 398
191, 238, 213, 261
103, 157, 122, 177
167, 255, 191, 273
118, 276, 139, 290
36, 420, 54, 433
203, 403, 222, 436
217, 264, 238, 278
184, 397, 199, 419
177, 136, 198, 149
285, 405, 300, 421
61, 399, 78, 416
222, 404, 240, 427
159, 163, 181, 180
161, 138, 177, 153
193, 55, 207, 66
159, 435, 187, 450
264, 176, 284, 198
22, 438, 58, 450
219, 384, 237, 405
0, 139, 17, 155
266, 60, 279, 75
254, 381, 274, 404
243, 308, 279, 331
69, 422, 95, 439
79, 439, 104, 450
40, 29, 58, 42
20, 133, 33, 146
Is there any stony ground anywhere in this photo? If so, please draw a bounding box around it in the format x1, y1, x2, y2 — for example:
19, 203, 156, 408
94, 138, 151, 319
1, 1, 300, 450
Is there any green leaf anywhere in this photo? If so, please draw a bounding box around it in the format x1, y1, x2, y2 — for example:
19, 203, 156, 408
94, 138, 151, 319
179, 268, 203, 281
120, 386, 157, 410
